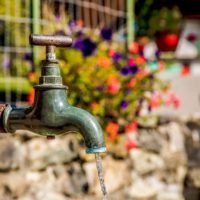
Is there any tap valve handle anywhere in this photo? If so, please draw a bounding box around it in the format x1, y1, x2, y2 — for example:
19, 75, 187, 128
29, 34, 73, 61
29, 34, 72, 47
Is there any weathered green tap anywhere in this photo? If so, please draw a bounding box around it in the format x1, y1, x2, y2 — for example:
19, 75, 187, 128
0, 34, 106, 154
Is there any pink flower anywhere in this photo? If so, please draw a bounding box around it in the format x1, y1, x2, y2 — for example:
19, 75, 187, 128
107, 76, 121, 95
150, 92, 161, 108
128, 57, 135, 66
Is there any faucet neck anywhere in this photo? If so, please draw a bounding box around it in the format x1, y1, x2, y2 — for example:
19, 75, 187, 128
35, 60, 67, 90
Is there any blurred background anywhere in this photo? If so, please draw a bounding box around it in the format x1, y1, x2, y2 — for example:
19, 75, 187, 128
0, 0, 200, 200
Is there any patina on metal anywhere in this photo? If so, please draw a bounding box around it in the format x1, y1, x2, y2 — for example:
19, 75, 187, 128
0, 104, 7, 132
0, 34, 106, 154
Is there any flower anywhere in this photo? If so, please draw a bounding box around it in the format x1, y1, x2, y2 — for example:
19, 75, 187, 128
73, 38, 97, 57
129, 42, 139, 53
76, 20, 84, 28
125, 122, 138, 134
129, 65, 139, 75
128, 57, 135, 66
120, 100, 128, 109
27, 88, 35, 105
150, 92, 161, 108
127, 78, 136, 88
28, 72, 36, 83
68, 20, 76, 29
100, 28, 112, 41
107, 76, 121, 95
97, 57, 112, 68
125, 139, 137, 151
90, 101, 98, 109
112, 52, 121, 61
181, 66, 190, 76
106, 122, 119, 142
120, 67, 130, 76
135, 56, 146, 65
173, 95, 181, 109
155, 50, 161, 59
24, 53, 32, 62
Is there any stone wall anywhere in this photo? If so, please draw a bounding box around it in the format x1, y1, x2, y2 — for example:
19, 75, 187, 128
0, 117, 200, 200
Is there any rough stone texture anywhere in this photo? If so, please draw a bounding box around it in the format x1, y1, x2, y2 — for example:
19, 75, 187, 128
130, 149, 165, 175
0, 137, 24, 171
26, 135, 79, 170
84, 156, 130, 195
0, 119, 200, 199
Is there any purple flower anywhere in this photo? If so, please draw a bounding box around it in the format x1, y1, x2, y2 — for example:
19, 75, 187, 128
55, 15, 61, 22
139, 51, 144, 56
100, 28, 112, 41
155, 50, 160, 59
73, 38, 97, 57
3, 57, 10, 70
112, 52, 122, 61
24, 53, 32, 61
120, 67, 130, 76
120, 100, 128, 109
68, 20, 76, 29
130, 65, 138, 75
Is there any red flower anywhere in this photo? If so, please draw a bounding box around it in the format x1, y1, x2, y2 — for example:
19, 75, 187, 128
125, 122, 138, 134
109, 48, 115, 57
106, 122, 119, 142
129, 42, 140, 53
126, 139, 137, 151
181, 66, 190, 76
27, 88, 35, 105
127, 78, 136, 88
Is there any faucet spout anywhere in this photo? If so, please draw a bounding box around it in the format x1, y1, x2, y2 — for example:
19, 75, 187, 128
62, 106, 106, 153
0, 34, 106, 154
0, 88, 106, 154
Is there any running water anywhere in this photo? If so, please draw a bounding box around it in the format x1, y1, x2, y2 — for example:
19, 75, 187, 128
95, 153, 108, 200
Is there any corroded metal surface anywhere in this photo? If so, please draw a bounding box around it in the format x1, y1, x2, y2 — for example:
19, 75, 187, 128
1, 34, 106, 154
29, 34, 73, 47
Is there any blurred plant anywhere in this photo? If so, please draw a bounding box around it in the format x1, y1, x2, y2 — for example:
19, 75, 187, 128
136, 0, 182, 38
50, 22, 179, 145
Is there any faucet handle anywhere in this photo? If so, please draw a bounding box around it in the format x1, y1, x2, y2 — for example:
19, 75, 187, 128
29, 34, 73, 47
29, 34, 73, 61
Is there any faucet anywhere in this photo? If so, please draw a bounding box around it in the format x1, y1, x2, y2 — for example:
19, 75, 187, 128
0, 34, 106, 154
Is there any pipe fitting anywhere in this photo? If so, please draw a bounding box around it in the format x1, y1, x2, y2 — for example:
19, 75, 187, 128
0, 104, 8, 132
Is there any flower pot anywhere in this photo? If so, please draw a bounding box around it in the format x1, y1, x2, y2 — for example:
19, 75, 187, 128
156, 32, 179, 52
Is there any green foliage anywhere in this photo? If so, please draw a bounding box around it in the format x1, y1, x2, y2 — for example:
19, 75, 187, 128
54, 27, 170, 132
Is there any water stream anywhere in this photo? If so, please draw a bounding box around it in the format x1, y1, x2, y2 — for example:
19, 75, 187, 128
95, 153, 108, 200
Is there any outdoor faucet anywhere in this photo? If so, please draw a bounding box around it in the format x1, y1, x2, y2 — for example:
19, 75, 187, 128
0, 34, 106, 154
